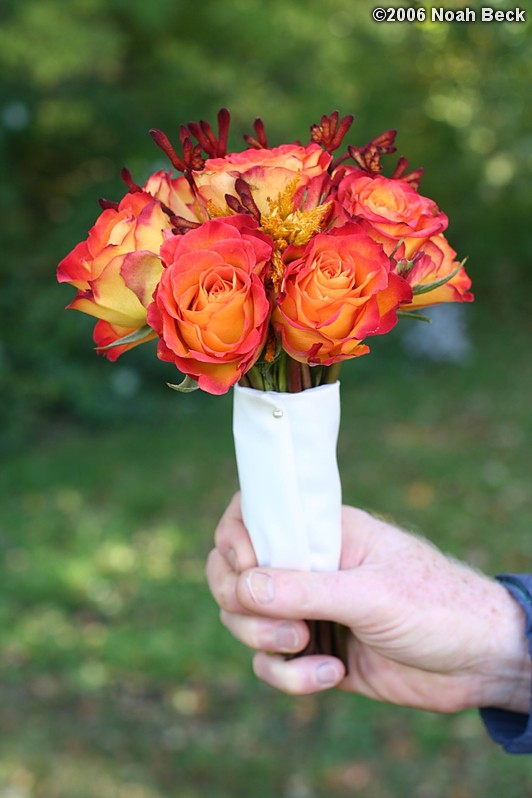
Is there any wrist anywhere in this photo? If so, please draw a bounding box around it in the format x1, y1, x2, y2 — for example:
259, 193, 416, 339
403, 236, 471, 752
475, 580, 532, 714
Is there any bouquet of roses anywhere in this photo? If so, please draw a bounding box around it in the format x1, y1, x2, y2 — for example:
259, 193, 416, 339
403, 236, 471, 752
57, 109, 473, 665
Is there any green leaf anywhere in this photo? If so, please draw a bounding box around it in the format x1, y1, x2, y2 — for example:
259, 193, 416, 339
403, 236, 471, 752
96, 325, 153, 350
397, 311, 432, 323
412, 259, 466, 296
166, 375, 199, 393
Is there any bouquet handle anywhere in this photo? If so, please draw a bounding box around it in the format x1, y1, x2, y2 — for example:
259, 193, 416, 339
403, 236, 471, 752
233, 382, 349, 672
286, 620, 349, 670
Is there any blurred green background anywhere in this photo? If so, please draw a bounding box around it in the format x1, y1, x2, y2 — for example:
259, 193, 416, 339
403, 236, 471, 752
1, 0, 532, 795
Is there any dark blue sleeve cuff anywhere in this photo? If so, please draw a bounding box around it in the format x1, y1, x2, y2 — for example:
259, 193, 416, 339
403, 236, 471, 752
479, 574, 532, 754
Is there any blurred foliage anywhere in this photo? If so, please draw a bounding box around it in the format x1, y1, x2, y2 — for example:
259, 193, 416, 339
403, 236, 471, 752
1, 0, 531, 450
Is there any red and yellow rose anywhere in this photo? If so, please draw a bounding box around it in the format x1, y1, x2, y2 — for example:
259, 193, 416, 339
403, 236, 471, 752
336, 169, 448, 255
148, 216, 273, 394
143, 170, 204, 222
396, 234, 474, 310
57, 191, 172, 355
272, 225, 412, 365
193, 143, 332, 217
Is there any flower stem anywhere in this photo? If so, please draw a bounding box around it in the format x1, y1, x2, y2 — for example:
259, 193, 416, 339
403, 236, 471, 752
277, 352, 288, 392
286, 357, 302, 393
301, 363, 312, 390
311, 366, 323, 387
244, 357, 341, 392
246, 366, 264, 390
325, 362, 341, 384
287, 620, 349, 672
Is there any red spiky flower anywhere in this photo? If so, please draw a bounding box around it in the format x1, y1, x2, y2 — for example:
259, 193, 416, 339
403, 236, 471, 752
310, 111, 355, 153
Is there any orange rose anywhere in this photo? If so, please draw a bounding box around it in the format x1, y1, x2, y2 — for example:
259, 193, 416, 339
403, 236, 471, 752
193, 143, 332, 217
272, 225, 412, 365
57, 192, 171, 355
147, 216, 273, 394
336, 168, 447, 254
397, 234, 474, 310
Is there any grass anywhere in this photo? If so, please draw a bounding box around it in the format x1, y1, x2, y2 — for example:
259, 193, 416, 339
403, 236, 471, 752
1, 307, 532, 797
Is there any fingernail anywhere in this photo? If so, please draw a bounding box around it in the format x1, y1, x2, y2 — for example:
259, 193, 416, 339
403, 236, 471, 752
275, 623, 299, 651
316, 663, 341, 687
246, 571, 275, 604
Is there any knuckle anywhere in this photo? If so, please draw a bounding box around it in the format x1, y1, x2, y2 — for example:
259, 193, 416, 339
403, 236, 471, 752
205, 547, 218, 577
214, 515, 230, 551
216, 580, 237, 612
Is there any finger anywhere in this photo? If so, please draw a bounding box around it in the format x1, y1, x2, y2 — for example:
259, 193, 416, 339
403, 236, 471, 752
220, 609, 310, 654
205, 548, 250, 614
236, 567, 374, 627
214, 492, 257, 572
252, 652, 345, 695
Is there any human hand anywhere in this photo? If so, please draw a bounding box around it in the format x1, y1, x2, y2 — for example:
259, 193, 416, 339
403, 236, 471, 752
206, 493, 531, 713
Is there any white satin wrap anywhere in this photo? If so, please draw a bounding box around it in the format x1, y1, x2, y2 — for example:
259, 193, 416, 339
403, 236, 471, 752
232, 382, 342, 572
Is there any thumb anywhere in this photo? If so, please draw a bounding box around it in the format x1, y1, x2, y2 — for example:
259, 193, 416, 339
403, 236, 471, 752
236, 566, 370, 626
